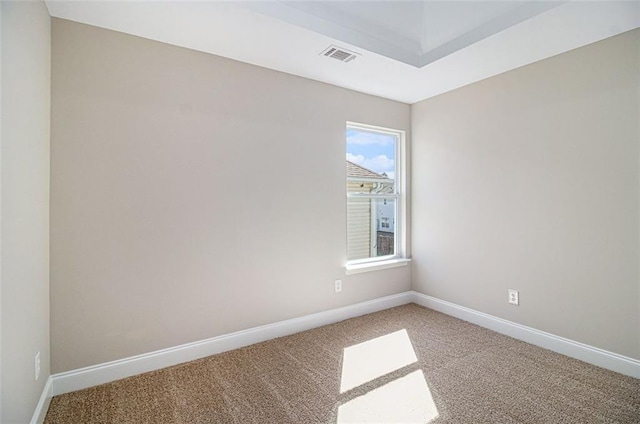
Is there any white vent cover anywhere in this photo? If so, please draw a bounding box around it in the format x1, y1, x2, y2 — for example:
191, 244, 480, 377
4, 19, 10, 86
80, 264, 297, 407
320, 45, 360, 63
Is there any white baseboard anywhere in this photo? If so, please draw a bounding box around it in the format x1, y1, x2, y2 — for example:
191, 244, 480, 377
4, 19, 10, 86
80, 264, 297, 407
411, 291, 640, 379
51, 291, 414, 396
30, 376, 53, 424
48, 289, 639, 400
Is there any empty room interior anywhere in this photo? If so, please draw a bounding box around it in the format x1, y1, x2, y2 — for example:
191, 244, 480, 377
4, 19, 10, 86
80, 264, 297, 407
2, 1, 640, 423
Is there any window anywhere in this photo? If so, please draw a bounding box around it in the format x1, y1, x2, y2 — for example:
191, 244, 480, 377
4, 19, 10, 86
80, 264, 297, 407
346, 123, 406, 270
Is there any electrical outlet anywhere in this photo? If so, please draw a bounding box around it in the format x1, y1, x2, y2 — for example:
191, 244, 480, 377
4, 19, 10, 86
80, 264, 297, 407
335, 279, 342, 293
35, 352, 41, 381
508, 289, 519, 306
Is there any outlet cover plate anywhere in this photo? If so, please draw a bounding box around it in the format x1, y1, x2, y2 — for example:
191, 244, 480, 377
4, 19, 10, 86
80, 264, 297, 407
508, 289, 519, 306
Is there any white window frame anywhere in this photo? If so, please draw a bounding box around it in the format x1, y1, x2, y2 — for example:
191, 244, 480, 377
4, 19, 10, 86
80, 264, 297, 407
345, 122, 409, 274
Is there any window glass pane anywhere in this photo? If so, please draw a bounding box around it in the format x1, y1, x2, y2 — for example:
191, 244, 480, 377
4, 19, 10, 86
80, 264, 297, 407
346, 197, 396, 261
346, 128, 396, 186
346, 126, 398, 263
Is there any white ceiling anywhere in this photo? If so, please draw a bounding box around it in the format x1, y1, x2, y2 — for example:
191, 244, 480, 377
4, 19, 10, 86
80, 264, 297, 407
246, 1, 562, 67
45, 1, 640, 104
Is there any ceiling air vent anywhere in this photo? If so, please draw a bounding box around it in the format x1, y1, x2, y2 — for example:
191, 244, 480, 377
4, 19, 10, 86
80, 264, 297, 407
320, 45, 360, 63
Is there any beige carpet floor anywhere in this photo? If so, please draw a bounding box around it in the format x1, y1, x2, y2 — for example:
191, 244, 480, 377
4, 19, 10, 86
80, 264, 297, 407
45, 304, 640, 423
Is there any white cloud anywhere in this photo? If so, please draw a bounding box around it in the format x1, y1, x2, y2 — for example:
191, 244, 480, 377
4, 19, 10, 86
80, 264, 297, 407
346, 153, 365, 164
346, 153, 394, 176
366, 155, 394, 172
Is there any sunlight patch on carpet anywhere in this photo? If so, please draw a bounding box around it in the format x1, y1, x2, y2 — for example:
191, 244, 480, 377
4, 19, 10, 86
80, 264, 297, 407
337, 369, 438, 423
340, 329, 417, 393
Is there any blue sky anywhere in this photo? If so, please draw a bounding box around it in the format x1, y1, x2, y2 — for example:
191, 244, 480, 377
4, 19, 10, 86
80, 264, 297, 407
346, 128, 395, 179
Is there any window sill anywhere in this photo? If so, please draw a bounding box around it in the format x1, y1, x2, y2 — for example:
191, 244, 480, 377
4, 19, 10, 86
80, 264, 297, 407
345, 258, 411, 275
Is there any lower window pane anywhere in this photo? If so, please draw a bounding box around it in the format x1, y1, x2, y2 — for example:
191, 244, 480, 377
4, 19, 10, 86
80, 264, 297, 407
347, 197, 396, 261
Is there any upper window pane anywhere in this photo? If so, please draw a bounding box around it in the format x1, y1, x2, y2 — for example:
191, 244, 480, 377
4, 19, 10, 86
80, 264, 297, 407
346, 128, 396, 186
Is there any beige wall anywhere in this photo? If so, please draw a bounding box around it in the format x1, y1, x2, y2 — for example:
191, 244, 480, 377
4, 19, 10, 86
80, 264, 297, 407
412, 29, 640, 359
50, 19, 411, 373
1, 1, 51, 422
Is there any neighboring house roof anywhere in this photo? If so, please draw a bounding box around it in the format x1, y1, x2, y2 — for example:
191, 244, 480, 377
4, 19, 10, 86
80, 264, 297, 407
347, 160, 385, 179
